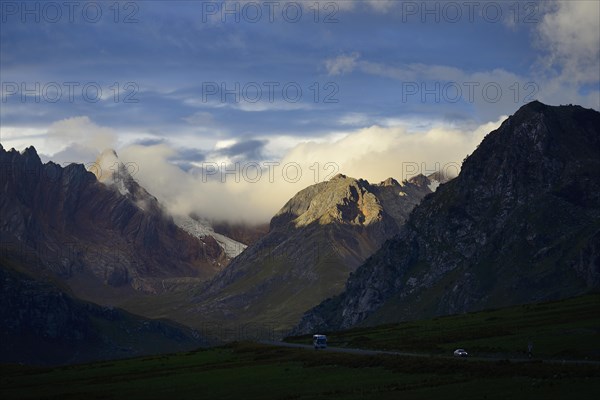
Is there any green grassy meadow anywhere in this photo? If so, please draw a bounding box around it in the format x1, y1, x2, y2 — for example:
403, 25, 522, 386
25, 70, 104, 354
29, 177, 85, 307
287, 294, 600, 360
1, 342, 599, 400
2, 294, 599, 399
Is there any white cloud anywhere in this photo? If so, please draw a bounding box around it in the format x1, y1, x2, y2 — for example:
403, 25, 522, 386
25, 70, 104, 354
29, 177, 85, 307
325, 53, 360, 76
328, 54, 534, 119
183, 96, 313, 113
214, 139, 237, 150
325, 48, 599, 115
0, 117, 119, 163
522, 0, 600, 110
41, 143, 104, 166
115, 117, 505, 223
338, 112, 371, 126
280, 117, 505, 186
536, 0, 600, 84
365, 0, 396, 13
325, 2, 600, 111
183, 111, 215, 125
11, 114, 506, 224
0, 126, 47, 152
45, 116, 117, 154
233, 100, 314, 112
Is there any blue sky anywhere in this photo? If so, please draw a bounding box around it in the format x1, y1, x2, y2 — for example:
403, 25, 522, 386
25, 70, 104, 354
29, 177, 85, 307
1, 1, 599, 220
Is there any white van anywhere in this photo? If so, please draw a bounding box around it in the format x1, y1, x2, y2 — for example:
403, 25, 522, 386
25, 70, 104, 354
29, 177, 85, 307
313, 334, 327, 350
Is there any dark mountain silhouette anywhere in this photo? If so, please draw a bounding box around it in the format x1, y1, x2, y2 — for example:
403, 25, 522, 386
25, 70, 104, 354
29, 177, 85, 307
0, 258, 205, 366
295, 101, 600, 334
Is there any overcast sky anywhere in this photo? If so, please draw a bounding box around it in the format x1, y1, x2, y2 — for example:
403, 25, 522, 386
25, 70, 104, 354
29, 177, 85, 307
1, 0, 599, 221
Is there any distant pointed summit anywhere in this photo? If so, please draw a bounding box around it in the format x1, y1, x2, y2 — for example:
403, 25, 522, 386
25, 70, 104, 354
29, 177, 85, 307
380, 177, 400, 187
407, 174, 429, 187
92, 148, 123, 183
91, 148, 247, 258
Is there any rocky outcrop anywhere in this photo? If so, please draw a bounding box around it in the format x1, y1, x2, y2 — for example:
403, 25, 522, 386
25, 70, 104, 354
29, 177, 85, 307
295, 101, 600, 334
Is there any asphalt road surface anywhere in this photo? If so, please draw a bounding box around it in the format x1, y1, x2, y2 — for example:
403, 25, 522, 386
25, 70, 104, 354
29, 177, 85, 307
260, 341, 600, 365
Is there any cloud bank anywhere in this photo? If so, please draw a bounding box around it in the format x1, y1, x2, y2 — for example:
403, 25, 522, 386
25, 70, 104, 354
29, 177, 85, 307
40, 116, 504, 224
536, 0, 600, 84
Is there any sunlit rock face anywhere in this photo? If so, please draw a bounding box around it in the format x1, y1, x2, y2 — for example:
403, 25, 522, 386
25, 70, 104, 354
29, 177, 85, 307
191, 170, 438, 333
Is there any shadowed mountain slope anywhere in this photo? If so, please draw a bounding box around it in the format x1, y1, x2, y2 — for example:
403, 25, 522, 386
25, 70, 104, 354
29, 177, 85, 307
295, 101, 600, 334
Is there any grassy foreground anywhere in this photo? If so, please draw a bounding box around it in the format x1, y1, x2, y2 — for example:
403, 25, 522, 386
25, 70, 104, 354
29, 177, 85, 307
2, 295, 599, 399
287, 294, 600, 360
1, 342, 599, 400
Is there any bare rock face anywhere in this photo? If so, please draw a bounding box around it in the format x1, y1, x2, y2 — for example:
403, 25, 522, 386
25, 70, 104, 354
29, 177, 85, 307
190, 171, 436, 334
0, 145, 227, 300
295, 101, 600, 335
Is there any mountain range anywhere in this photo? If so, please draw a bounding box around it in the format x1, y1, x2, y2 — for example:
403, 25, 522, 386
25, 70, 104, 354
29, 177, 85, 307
294, 101, 600, 334
0, 146, 232, 364
0, 146, 249, 302
1, 101, 599, 364
1, 142, 442, 342
187, 172, 445, 332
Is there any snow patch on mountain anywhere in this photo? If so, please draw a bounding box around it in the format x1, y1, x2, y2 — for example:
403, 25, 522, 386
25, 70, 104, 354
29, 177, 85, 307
427, 179, 440, 192
173, 215, 247, 258
91, 149, 132, 196
91, 148, 247, 259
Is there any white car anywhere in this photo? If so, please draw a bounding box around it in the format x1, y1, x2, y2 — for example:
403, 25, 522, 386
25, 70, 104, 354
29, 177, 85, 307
453, 349, 468, 357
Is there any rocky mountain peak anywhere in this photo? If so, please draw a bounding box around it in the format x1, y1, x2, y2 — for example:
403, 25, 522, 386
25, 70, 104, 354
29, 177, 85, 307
270, 171, 437, 233
407, 174, 430, 188
196, 171, 436, 333
294, 102, 600, 335
90, 148, 159, 210
20, 146, 42, 165
1, 145, 43, 169
272, 175, 382, 229
92, 148, 127, 183
427, 170, 455, 185
457, 101, 600, 209
518, 99, 545, 112
379, 177, 400, 187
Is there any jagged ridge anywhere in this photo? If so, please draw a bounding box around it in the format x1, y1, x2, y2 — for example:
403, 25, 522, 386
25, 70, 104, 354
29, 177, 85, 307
295, 101, 600, 334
